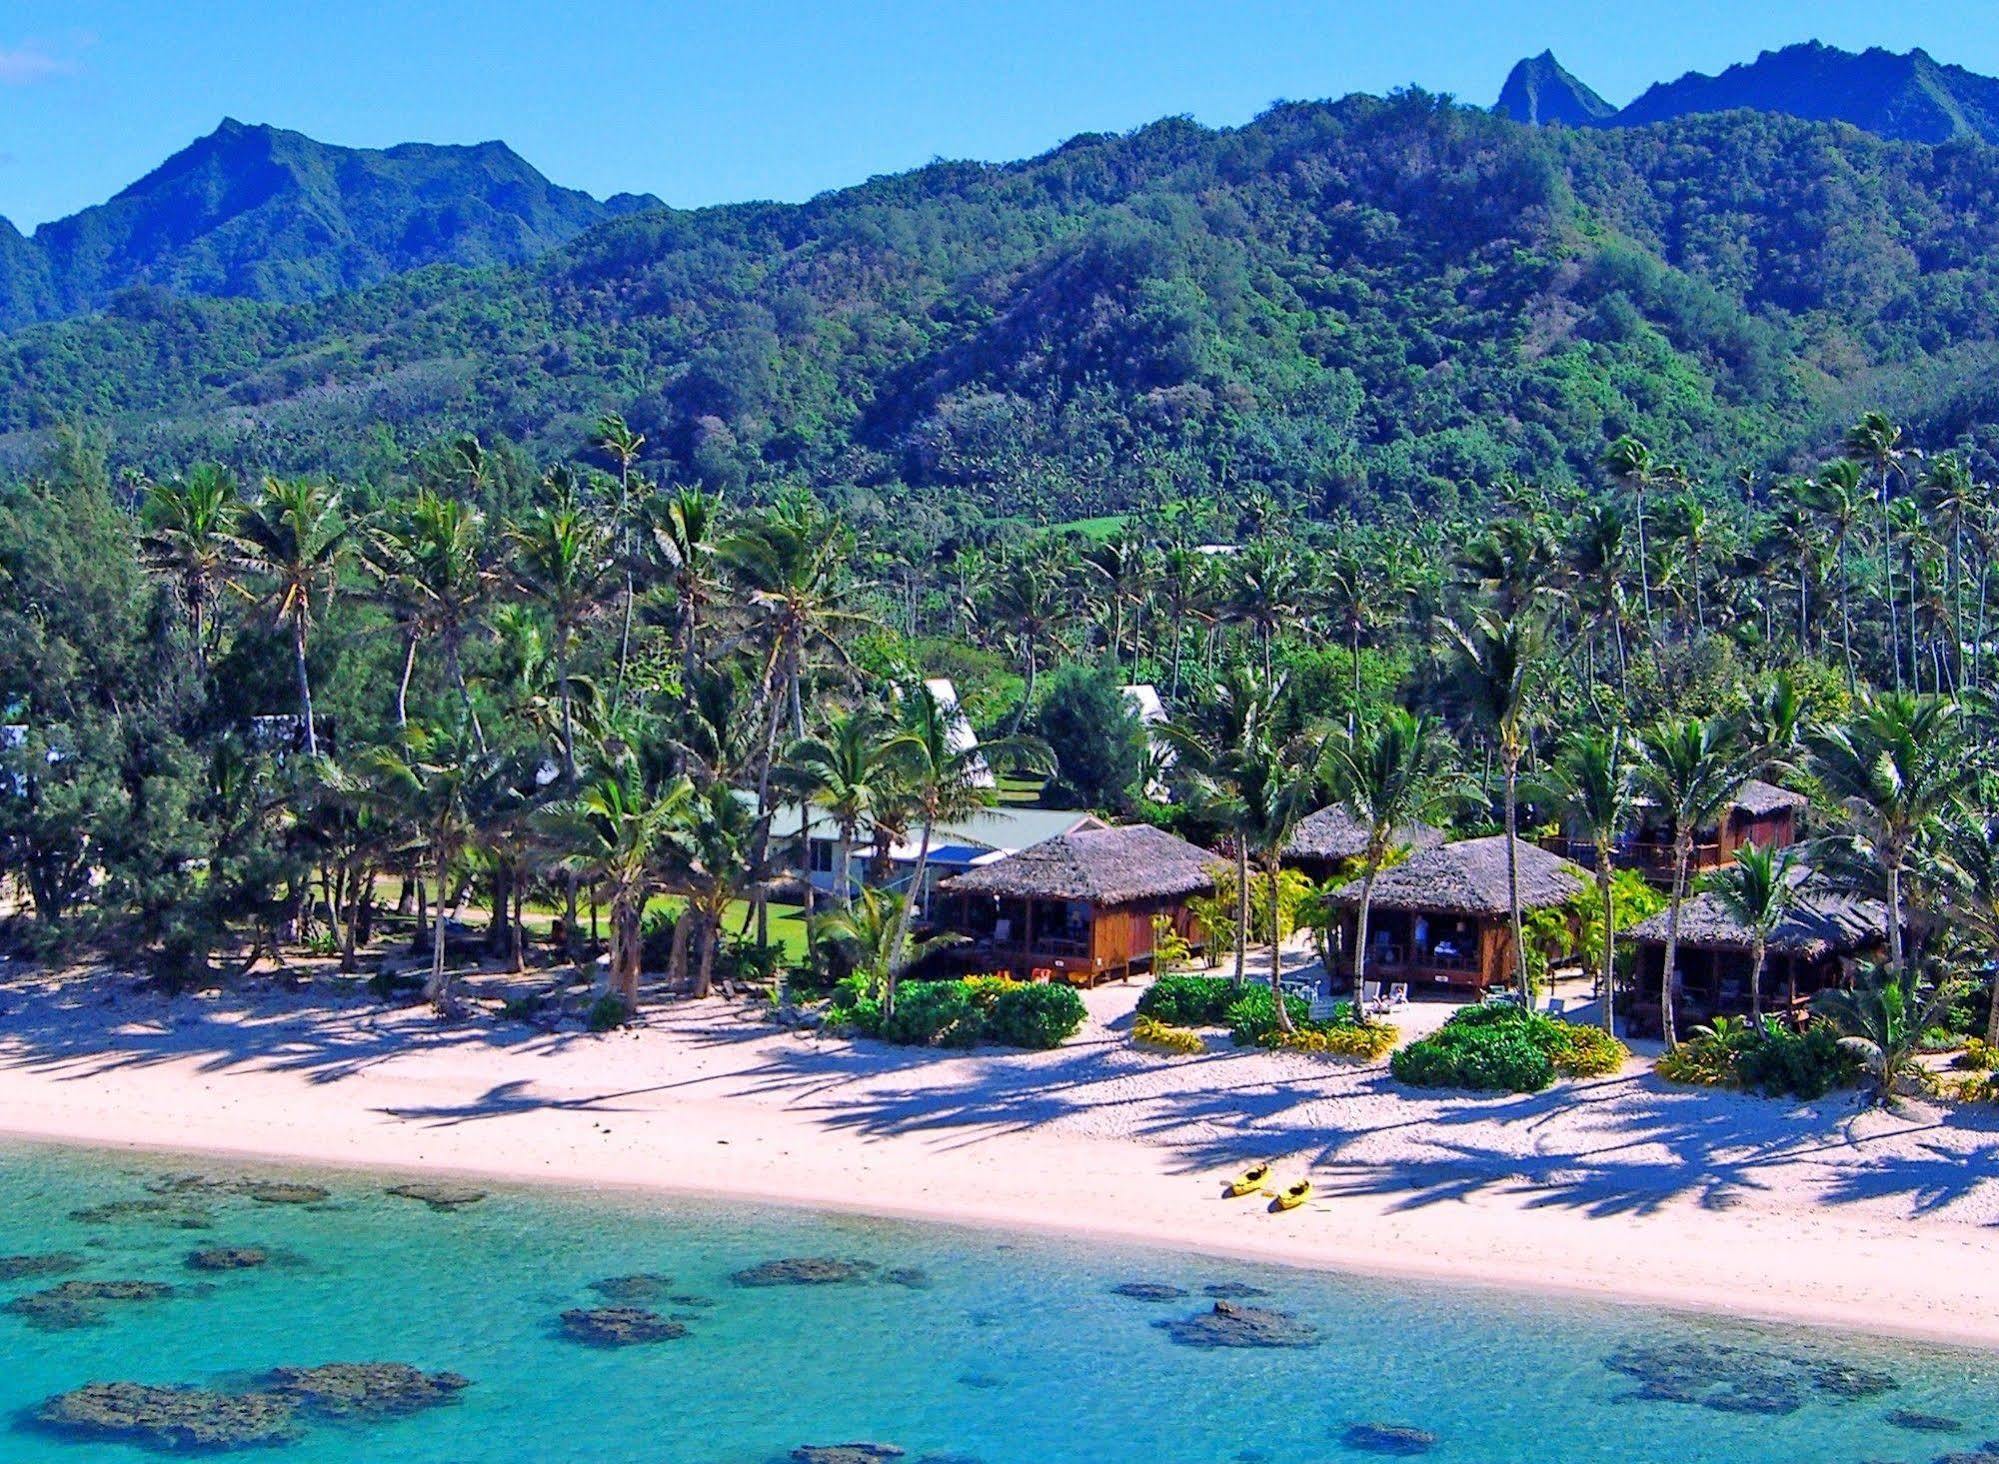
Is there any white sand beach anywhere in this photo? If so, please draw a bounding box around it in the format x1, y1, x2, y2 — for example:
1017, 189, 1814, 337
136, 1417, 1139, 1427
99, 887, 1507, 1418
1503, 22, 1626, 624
3, 966, 1998, 1348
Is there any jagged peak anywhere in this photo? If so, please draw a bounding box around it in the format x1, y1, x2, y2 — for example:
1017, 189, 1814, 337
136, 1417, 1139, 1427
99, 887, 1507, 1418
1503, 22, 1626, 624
1495, 51, 1614, 127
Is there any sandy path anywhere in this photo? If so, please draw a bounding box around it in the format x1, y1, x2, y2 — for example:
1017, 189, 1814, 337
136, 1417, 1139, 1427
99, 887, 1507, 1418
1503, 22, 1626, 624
2, 969, 1997, 1347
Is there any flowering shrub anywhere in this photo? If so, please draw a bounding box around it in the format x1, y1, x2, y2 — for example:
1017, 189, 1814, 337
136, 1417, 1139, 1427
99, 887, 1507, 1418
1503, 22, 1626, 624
1132, 1015, 1207, 1056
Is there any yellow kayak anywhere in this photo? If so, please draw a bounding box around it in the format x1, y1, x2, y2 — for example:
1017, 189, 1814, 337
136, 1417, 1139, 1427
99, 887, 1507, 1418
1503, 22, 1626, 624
1272, 1179, 1312, 1211
1226, 1163, 1273, 1197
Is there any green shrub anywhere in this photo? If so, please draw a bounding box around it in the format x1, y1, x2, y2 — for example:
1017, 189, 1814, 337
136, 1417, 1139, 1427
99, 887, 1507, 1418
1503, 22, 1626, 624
1656, 1016, 1859, 1099
1953, 1037, 1999, 1072
1133, 1015, 1207, 1056
1137, 974, 1238, 1026
1546, 1020, 1628, 1078
1728, 1021, 1858, 1099
499, 993, 544, 1023
834, 977, 1084, 1050
986, 982, 1087, 1050
1390, 1004, 1628, 1093
1394, 1024, 1556, 1092
1269, 1021, 1399, 1061
881, 980, 982, 1048
586, 994, 633, 1032
1225, 985, 1311, 1045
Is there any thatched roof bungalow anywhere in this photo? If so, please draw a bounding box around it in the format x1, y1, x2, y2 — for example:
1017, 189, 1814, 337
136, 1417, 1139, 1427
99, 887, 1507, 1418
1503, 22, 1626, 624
937, 825, 1219, 985
1323, 836, 1589, 992
1543, 777, 1810, 883
1283, 805, 1447, 880
1622, 879, 1888, 1035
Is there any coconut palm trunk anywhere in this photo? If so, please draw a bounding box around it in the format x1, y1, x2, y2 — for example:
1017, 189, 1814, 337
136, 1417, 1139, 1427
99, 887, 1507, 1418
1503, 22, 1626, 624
1504, 759, 1528, 1003
1266, 854, 1292, 1033
292, 618, 318, 757
1596, 856, 1617, 1035
1659, 831, 1692, 1050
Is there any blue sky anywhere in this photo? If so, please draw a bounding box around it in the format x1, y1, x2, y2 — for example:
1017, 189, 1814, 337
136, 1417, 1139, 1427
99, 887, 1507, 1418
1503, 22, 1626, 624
2, 0, 1995, 228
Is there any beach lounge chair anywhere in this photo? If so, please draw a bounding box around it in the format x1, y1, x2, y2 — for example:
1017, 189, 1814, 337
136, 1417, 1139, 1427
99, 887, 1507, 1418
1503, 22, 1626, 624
1361, 981, 1387, 1014
1387, 983, 1409, 1008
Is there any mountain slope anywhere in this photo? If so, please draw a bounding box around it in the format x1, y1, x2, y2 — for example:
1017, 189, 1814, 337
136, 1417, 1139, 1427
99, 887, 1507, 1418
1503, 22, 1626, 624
4, 96, 1999, 518
1497, 41, 1999, 144
1615, 42, 1999, 141
1, 120, 659, 329
1494, 51, 1615, 127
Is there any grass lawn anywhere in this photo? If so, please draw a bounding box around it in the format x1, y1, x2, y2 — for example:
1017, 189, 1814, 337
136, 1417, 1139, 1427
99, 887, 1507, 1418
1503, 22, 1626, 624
1049, 514, 1129, 542
997, 774, 1046, 806
641, 895, 812, 962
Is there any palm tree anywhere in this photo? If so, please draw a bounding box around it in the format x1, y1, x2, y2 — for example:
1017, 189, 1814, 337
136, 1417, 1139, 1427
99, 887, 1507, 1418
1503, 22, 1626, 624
1799, 459, 1867, 689
1809, 691, 1980, 975
139, 464, 245, 671
1816, 955, 1967, 1106
368, 488, 496, 734
784, 710, 917, 909
812, 886, 964, 1008
1164, 665, 1283, 984
977, 544, 1073, 733
1225, 539, 1310, 680
1603, 435, 1660, 632
240, 476, 348, 758
511, 498, 614, 785
668, 779, 760, 998
1213, 721, 1328, 1033
1937, 810, 1999, 1047
596, 412, 646, 702
1705, 841, 1800, 1025
638, 485, 722, 683
363, 719, 495, 1016
1535, 728, 1637, 1034
547, 761, 693, 1007
1566, 501, 1631, 695
1844, 411, 1908, 692
1637, 714, 1758, 1048
1323, 708, 1466, 1023
1441, 608, 1547, 1003
1923, 452, 1977, 689
882, 684, 1043, 998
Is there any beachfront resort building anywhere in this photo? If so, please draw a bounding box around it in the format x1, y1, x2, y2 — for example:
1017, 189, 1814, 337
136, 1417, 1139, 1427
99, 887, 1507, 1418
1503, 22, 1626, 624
1539, 778, 1809, 884
1282, 805, 1447, 883
765, 802, 1106, 916
936, 824, 1218, 985
1621, 880, 1890, 1036
1322, 836, 1589, 994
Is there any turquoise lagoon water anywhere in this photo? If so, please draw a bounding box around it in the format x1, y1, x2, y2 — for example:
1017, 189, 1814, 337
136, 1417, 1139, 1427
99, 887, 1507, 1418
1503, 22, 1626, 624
1, 1141, 1995, 1463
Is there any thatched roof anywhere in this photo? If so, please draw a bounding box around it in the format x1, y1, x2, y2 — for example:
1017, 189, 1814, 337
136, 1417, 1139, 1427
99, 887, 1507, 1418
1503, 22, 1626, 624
1329, 836, 1587, 916
1734, 779, 1810, 818
1285, 805, 1446, 864
1626, 883, 1887, 958
939, 824, 1218, 905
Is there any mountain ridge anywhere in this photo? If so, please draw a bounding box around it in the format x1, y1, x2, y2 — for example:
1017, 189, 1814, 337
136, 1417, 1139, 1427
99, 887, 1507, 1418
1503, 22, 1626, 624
0, 119, 659, 330
1495, 40, 1999, 143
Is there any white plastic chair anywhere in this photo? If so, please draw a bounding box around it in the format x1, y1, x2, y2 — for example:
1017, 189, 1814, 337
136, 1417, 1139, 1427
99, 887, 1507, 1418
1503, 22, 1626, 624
1388, 983, 1409, 1008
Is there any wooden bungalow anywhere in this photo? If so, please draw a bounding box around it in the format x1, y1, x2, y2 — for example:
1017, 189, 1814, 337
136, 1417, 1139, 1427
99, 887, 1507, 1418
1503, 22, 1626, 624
1621, 881, 1889, 1037
1541, 778, 1808, 884
1324, 836, 1589, 994
936, 824, 1218, 986
1283, 805, 1446, 883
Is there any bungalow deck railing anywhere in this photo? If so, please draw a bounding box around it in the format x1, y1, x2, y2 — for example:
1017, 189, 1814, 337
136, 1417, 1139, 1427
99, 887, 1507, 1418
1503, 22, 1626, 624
1539, 835, 1723, 878
1366, 946, 1480, 975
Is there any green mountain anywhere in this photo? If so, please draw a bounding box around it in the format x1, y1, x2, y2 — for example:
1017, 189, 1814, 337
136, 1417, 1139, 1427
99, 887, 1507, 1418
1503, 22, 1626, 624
1499, 41, 1999, 144
5, 93, 1999, 517
0, 120, 658, 330
1494, 51, 1615, 127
